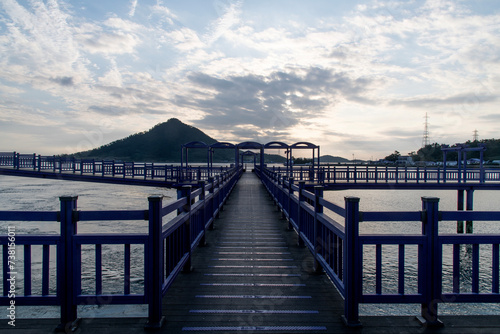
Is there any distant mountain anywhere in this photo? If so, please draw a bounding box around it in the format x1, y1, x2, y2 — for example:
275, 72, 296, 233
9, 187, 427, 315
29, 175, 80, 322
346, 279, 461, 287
319, 155, 350, 163
71, 118, 286, 163
73, 118, 221, 162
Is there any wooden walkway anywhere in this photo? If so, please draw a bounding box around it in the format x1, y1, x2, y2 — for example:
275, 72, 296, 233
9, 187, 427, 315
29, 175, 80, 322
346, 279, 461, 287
3, 172, 500, 333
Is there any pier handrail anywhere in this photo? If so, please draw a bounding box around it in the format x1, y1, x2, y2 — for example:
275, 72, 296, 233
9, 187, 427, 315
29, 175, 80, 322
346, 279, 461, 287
265, 164, 500, 185
0, 151, 234, 185
258, 167, 500, 327
0, 165, 242, 330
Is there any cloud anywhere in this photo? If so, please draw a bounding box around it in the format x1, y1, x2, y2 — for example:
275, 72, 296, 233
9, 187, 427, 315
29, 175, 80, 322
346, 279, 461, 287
204, 0, 243, 45
50, 76, 74, 86
181, 67, 376, 134
129, 0, 138, 17
388, 93, 498, 108
81, 31, 140, 55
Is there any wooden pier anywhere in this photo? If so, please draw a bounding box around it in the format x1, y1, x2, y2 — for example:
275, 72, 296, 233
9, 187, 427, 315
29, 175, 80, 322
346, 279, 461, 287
2, 171, 500, 333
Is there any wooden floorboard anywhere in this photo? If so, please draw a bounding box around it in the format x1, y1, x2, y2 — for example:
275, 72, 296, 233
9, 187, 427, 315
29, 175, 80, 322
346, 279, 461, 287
3, 171, 500, 333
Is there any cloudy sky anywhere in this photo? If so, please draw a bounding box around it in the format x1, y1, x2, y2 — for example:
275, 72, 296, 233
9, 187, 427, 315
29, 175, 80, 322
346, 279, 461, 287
1, 0, 499, 160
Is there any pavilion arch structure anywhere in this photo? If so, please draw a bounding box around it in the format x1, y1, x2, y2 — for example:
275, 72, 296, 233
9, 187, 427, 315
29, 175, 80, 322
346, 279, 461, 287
181, 141, 210, 170
240, 150, 259, 170
288, 142, 320, 178
181, 140, 320, 179
209, 142, 237, 174
237, 142, 264, 171
264, 141, 291, 176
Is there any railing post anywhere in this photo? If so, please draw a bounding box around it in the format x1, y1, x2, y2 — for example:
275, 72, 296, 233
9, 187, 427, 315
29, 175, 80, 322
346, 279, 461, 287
281, 176, 288, 219
288, 177, 294, 230
313, 186, 324, 273
419, 197, 443, 327
208, 177, 215, 229
199, 181, 207, 246
57, 196, 79, 332
180, 186, 193, 272
297, 181, 305, 247
145, 195, 165, 330
38, 154, 42, 172
342, 196, 362, 327
215, 176, 221, 218
457, 190, 465, 233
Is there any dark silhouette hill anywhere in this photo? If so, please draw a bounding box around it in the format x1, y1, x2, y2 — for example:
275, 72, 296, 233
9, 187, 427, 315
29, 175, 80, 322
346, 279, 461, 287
73, 118, 220, 162
71, 118, 286, 163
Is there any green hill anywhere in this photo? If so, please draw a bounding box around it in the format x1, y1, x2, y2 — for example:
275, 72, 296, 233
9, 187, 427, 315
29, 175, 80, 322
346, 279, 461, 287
320, 155, 350, 163
71, 118, 286, 163
73, 118, 220, 162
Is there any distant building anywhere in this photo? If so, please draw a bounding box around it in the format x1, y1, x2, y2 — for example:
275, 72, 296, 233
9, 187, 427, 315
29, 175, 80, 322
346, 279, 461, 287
396, 156, 414, 166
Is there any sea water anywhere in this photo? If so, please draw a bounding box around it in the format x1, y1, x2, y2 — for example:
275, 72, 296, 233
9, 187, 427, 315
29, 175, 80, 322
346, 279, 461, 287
324, 189, 500, 316
1, 175, 500, 318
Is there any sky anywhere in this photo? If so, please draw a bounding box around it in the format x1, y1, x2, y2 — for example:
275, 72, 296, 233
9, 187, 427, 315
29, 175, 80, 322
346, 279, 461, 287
0, 0, 499, 160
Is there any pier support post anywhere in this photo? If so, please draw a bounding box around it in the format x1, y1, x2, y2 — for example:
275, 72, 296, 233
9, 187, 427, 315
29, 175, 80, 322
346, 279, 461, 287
56, 196, 80, 332
313, 186, 324, 273
342, 196, 362, 327
418, 197, 443, 327
145, 195, 165, 330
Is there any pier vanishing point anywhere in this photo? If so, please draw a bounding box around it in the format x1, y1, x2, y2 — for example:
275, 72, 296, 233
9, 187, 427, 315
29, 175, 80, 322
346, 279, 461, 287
2, 142, 500, 333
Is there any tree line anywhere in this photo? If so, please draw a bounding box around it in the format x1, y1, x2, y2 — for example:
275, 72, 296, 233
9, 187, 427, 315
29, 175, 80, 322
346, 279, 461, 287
385, 139, 500, 162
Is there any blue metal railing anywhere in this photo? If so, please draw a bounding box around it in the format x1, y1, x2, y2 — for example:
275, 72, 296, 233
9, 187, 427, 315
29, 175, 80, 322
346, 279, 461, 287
267, 164, 500, 184
0, 166, 242, 330
0, 151, 233, 183
259, 167, 500, 327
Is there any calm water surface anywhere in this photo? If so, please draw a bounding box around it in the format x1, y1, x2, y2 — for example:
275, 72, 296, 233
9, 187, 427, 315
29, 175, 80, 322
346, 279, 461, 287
1, 175, 500, 318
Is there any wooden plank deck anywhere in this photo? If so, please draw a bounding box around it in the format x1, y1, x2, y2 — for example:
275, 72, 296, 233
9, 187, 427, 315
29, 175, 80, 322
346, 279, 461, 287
2, 171, 500, 333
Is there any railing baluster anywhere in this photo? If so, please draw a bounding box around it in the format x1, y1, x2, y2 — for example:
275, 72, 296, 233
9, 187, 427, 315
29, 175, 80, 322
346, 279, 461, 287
493, 244, 499, 294
96, 244, 102, 295
24, 245, 32, 295
453, 244, 460, 293
472, 244, 479, 293
124, 244, 130, 295
398, 244, 405, 295
375, 244, 382, 295
3, 244, 8, 296
42, 245, 50, 295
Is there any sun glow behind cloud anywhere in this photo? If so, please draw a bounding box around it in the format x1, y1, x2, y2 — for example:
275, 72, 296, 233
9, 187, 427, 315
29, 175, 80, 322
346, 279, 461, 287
0, 0, 499, 159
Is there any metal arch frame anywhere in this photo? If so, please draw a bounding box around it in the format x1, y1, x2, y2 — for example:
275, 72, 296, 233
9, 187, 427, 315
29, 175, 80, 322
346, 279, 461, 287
442, 143, 487, 183
240, 150, 258, 169
237, 142, 264, 170
180, 140, 321, 177
209, 142, 237, 171
181, 141, 210, 171
289, 142, 320, 178
264, 141, 291, 176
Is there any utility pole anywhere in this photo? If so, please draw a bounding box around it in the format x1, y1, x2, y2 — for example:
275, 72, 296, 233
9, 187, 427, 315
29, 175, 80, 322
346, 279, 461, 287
422, 112, 429, 147
473, 129, 479, 142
